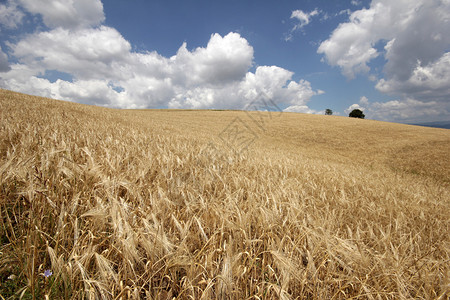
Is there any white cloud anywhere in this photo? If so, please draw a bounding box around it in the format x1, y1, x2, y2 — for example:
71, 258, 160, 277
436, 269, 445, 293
0, 0, 24, 29
11, 26, 131, 80
247, 67, 321, 107
319, 0, 450, 122
368, 74, 377, 82
169, 65, 321, 110
0, 0, 323, 112
285, 9, 320, 41
318, 0, 450, 81
343, 96, 450, 123
359, 96, 369, 106
368, 98, 449, 122
170, 32, 253, 87
11, 77, 126, 106
18, 0, 105, 29
317, 1, 390, 79
376, 52, 450, 102
241, 66, 293, 99
344, 96, 370, 116
1, 25, 321, 111
283, 105, 319, 114
290, 9, 319, 30
344, 103, 365, 115
338, 9, 352, 16
56, 79, 130, 106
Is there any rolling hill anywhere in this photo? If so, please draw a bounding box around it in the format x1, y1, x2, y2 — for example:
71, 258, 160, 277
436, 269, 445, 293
410, 121, 450, 130
1, 89, 449, 299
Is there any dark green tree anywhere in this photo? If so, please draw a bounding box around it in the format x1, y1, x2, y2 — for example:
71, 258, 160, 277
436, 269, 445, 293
349, 109, 365, 119
325, 109, 333, 115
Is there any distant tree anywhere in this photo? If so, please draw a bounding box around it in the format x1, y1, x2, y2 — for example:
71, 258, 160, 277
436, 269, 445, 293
349, 109, 365, 119
325, 109, 333, 115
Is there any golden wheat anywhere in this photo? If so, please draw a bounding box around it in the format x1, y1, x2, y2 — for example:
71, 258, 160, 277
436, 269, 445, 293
1, 88, 449, 299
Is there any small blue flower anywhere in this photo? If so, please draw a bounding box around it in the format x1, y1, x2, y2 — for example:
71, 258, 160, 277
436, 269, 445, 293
43, 269, 52, 278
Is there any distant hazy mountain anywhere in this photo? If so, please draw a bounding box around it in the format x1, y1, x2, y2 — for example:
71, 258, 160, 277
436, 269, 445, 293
409, 121, 450, 129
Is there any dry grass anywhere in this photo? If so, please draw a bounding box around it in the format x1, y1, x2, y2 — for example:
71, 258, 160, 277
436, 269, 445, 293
0, 88, 449, 299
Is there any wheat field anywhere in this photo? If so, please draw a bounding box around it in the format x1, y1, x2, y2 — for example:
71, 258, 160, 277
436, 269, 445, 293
0, 88, 449, 299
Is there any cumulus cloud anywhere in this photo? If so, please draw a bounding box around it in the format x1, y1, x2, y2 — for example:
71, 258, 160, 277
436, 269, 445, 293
170, 33, 253, 87
18, 0, 105, 29
318, 0, 450, 81
359, 96, 369, 106
169, 65, 321, 110
319, 0, 450, 122
344, 96, 368, 116
368, 98, 447, 122
11, 26, 131, 80
0, 0, 24, 29
318, 1, 391, 79
344, 96, 450, 122
1, 23, 320, 110
0, 0, 324, 112
344, 103, 365, 115
376, 52, 450, 102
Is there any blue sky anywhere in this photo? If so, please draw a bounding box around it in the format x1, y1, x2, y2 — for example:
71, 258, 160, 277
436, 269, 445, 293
0, 0, 449, 123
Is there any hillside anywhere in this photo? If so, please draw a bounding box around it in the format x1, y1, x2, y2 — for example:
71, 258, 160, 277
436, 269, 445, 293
410, 121, 450, 130
1, 89, 449, 299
